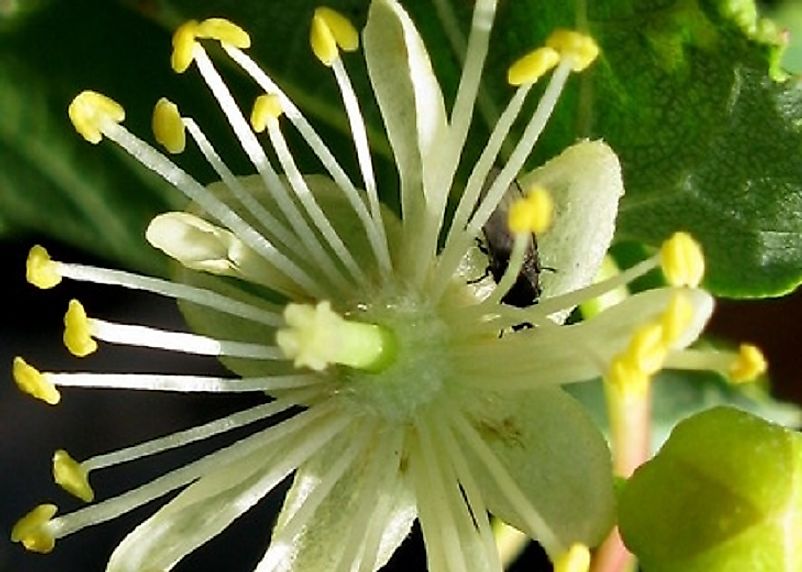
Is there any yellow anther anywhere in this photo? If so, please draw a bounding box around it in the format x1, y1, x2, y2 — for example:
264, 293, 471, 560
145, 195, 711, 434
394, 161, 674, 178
196, 18, 251, 48
661, 292, 694, 345
553, 543, 591, 572
546, 29, 599, 72
68, 91, 125, 144
507, 46, 560, 86
251, 94, 283, 133
152, 98, 186, 154
310, 6, 359, 66
507, 186, 554, 235
627, 322, 667, 375
13, 357, 60, 405
26, 245, 61, 289
277, 301, 395, 372
11, 504, 58, 554
729, 343, 767, 383
171, 20, 200, 73
52, 449, 94, 502
607, 354, 650, 396
660, 231, 705, 288
63, 299, 98, 358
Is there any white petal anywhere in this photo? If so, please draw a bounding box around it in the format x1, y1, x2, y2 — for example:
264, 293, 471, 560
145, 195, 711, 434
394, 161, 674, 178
519, 140, 624, 305
364, 0, 449, 214
462, 386, 615, 548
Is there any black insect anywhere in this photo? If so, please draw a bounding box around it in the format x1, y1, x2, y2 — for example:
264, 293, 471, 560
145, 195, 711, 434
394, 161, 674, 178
477, 169, 543, 309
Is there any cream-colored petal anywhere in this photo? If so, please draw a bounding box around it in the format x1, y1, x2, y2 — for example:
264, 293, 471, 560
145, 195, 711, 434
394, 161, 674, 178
461, 386, 615, 549
147, 211, 302, 298
452, 287, 714, 389
262, 425, 415, 571
106, 451, 275, 572
519, 140, 624, 308
106, 409, 348, 572
364, 0, 449, 224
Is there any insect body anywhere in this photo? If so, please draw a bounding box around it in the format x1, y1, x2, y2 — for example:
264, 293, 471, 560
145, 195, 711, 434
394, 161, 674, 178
479, 170, 543, 308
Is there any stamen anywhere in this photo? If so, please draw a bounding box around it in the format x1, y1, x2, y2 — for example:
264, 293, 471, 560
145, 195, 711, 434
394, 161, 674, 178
545, 30, 599, 72
430, 414, 500, 569
310, 7, 359, 66
329, 56, 391, 277
435, 58, 575, 299
53, 259, 282, 326
68, 91, 125, 144
418, 0, 498, 277
263, 100, 367, 283
481, 233, 528, 307
41, 372, 320, 394
507, 47, 561, 86
348, 430, 405, 572
26, 245, 61, 289
259, 423, 375, 570
81, 393, 319, 473
627, 322, 667, 375
152, 98, 186, 154
171, 18, 250, 74
171, 20, 200, 73
507, 185, 554, 235
183, 118, 306, 257
276, 301, 396, 372
250, 94, 283, 133
466, 60, 572, 239
432, 86, 533, 298
196, 18, 251, 48
660, 231, 705, 288
222, 45, 393, 275
52, 450, 94, 502
86, 317, 284, 359
449, 410, 563, 557
12, 357, 60, 405
413, 418, 470, 572
553, 543, 591, 572
11, 504, 58, 553
606, 354, 650, 397
191, 47, 348, 293
72, 91, 325, 298
661, 292, 694, 346
63, 299, 98, 357
41, 404, 346, 544
729, 343, 767, 383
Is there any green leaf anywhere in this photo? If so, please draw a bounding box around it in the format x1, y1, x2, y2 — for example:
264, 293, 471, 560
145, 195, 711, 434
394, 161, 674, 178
0, 0, 196, 272
619, 406, 802, 571
151, 0, 802, 297
6, 0, 799, 294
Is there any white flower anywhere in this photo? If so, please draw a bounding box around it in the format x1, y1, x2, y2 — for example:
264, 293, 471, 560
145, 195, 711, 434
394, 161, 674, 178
11, 2, 752, 571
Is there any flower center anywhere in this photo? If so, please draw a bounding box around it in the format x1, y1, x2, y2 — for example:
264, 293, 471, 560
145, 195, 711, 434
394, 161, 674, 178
338, 290, 453, 423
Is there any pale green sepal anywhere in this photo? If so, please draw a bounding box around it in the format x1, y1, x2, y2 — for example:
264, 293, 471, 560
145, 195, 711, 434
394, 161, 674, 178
363, 0, 449, 230
463, 386, 615, 547
519, 140, 624, 313
263, 426, 416, 571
